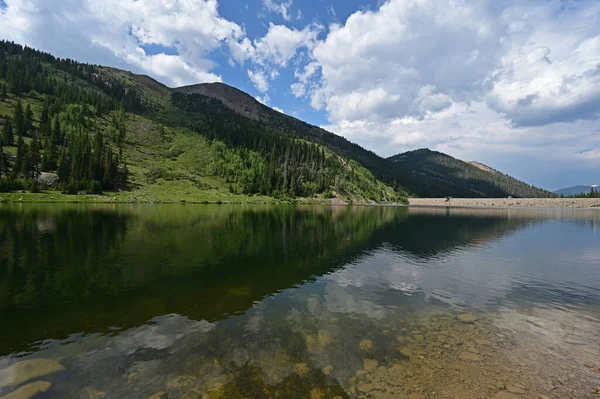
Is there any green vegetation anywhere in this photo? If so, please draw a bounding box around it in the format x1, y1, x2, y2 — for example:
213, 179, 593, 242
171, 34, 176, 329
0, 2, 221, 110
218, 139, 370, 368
568, 187, 600, 198
388, 149, 555, 198
0, 40, 404, 204
0, 40, 553, 203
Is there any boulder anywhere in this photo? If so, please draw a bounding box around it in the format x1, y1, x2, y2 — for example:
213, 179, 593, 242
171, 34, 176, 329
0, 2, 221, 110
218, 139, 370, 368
457, 314, 478, 324
0, 359, 65, 388
36, 172, 59, 187
0, 381, 51, 399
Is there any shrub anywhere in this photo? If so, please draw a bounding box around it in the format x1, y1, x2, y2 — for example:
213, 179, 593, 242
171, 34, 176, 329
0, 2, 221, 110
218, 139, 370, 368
85, 180, 103, 194
145, 165, 171, 184
322, 188, 334, 199
27, 179, 40, 193
0, 179, 25, 193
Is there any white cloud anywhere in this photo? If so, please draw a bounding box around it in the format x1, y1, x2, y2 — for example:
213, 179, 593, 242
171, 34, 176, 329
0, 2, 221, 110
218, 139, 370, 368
254, 23, 321, 67
255, 94, 270, 105
248, 69, 269, 93
272, 106, 285, 113
0, 0, 248, 87
291, 62, 320, 98
488, 37, 600, 126
294, 0, 600, 187
262, 0, 293, 21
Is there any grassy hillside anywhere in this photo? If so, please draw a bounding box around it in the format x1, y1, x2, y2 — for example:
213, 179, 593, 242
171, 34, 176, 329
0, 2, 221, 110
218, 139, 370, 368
388, 149, 555, 198
0, 41, 404, 204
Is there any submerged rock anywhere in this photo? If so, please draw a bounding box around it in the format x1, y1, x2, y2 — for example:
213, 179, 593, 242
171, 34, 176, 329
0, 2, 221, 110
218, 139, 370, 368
357, 381, 374, 393
399, 347, 412, 358
322, 365, 333, 376
309, 388, 324, 399
506, 384, 526, 394
457, 314, 478, 324
201, 385, 224, 399
84, 387, 106, 398
146, 393, 165, 399
317, 330, 332, 347
363, 359, 378, 373
0, 359, 65, 388
293, 363, 309, 376
0, 381, 51, 399
359, 339, 374, 351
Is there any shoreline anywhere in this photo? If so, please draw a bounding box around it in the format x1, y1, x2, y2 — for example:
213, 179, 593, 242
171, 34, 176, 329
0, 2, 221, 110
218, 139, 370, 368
2, 193, 599, 209
409, 197, 600, 209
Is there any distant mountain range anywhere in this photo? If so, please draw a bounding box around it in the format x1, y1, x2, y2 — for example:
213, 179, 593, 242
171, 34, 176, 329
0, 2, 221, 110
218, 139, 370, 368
554, 185, 599, 197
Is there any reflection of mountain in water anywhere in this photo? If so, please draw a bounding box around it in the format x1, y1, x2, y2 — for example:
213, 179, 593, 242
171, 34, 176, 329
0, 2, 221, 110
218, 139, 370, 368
0, 205, 401, 353
377, 207, 543, 258
0, 204, 581, 354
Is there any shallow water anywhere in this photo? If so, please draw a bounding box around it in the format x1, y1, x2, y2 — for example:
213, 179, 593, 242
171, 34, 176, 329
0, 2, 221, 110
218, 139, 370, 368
0, 204, 599, 398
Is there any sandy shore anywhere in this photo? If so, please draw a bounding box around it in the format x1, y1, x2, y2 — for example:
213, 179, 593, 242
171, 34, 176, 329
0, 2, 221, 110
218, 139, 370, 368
409, 197, 600, 208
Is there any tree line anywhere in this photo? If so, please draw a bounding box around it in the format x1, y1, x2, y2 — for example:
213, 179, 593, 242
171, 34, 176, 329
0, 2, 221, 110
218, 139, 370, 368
567, 188, 600, 198
0, 40, 135, 193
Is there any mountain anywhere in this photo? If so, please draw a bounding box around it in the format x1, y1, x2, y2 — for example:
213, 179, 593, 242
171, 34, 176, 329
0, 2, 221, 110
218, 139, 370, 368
387, 149, 555, 198
0, 41, 551, 202
554, 185, 599, 197
173, 82, 401, 190
0, 41, 403, 204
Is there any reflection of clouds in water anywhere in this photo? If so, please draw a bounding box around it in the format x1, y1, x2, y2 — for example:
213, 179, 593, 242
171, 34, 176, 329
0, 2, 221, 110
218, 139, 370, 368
245, 311, 263, 334
324, 286, 387, 320
323, 219, 600, 312
113, 314, 215, 354
322, 251, 403, 319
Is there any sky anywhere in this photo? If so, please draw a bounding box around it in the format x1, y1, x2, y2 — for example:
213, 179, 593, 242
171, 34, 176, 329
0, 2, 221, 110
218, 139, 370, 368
0, 0, 599, 190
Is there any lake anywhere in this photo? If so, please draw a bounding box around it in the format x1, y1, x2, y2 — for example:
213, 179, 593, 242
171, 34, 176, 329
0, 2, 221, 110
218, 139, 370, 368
0, 204, 599, 398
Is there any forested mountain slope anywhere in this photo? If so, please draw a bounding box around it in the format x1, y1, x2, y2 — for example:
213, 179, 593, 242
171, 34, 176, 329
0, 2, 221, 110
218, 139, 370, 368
0, 41, 553, 202
0, 41, 402, 204
174, 83, 554, 199
388, 149, 555, 198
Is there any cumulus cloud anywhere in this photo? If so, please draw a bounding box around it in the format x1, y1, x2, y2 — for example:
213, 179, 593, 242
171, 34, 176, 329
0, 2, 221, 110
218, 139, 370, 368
291, 0, 600, 186
0, 0, 246, 86
253, 23, 321, 67
488, 38, 600, 126
248, 69, 269, 92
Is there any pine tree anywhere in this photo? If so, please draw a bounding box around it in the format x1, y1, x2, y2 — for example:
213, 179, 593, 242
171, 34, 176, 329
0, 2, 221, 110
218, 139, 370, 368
24, 104, 33, 135
21, 132, 41, 179
52, 118, 62, 145
2, 120, 13, 145
1, 84, 6, 101
57, 147, 70, 184
0, 139, 4, 179
13, 99, 24, 137
42, 134, 57, 172
40, 101, 49, 127
14, 136, 25, 178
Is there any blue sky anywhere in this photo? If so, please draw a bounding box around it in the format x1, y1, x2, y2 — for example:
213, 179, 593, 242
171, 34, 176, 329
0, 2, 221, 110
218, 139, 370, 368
1, 0, 599, 190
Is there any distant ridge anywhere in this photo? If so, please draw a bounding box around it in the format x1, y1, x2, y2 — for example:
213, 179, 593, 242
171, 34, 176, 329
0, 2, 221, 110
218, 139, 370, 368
388, 149, 555, 198
554, 185, 599, 196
